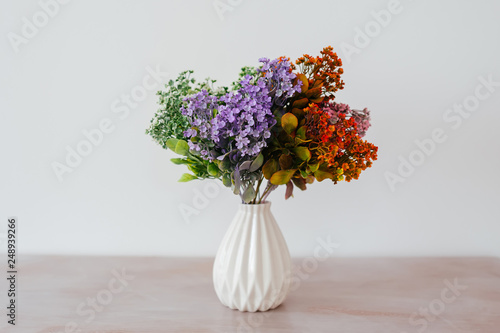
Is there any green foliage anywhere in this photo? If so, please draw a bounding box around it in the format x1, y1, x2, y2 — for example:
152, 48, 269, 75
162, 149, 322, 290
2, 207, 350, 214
146, 71, 195, 146
170, 158, 187, 165
207, 163, 220, 177
259, 71, 342, 197
261, 71, 340, 194
145, 71, 228, 183
314, 170, 334, 182
262, 159, 279, 180
242, 186, 256, 204
222, 173, 232, 187
178, 173, 198, 182
292, 147, 311, 161
146, 71, 227, 147
249, 153, 264, 172
270, 169, 297, 185
281, 113, 298, 135
263, 110, 317, 195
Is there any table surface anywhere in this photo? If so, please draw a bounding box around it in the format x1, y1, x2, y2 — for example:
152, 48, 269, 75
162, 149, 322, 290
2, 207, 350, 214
1, 256, 499, 333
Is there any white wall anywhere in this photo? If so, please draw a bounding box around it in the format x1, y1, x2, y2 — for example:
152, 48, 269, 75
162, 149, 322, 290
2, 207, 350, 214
1, 0, 499, 257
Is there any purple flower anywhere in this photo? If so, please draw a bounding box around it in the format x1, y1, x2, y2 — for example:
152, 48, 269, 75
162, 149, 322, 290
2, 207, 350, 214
257, 58, 302, 106
212, 75, 276, 157
180, 76, 277, 159
179, 57, 301, 160
180, 90, 219, 157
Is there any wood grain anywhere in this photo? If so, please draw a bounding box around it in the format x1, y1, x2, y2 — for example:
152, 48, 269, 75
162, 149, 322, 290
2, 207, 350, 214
1, 256, 499, 332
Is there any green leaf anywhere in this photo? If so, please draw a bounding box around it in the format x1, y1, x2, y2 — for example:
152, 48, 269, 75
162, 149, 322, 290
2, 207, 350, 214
231, 171, 240, 195
166, 138, 179, 151
188, 164, 205, 177
249, 153, 264, 172
207, 163, 219, 176
292, 147, 311, 161
270, 169, 297, 185
292, 98, 309, 109
292, 177, 307, 191
314, 170, 334, 182
281, 113, 298, 135
178, 173, 198, 182
170, 158, 187, 165
187, 154, 202, 163
222, 173, 232, 187
242, 186, 256, 204
308, 162, 319, 173
174, 140, 189, 156
233, 185, 240, 195
279, 154, 294, 170
296, 126, 307, 140
239, 160, 252, 170
219, 156, 231, 171
292, 108, 305, 119
262, 159, 279, 180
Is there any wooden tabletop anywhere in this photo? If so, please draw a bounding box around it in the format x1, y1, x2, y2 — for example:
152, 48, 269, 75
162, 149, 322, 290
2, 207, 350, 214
2, 256, 499, 333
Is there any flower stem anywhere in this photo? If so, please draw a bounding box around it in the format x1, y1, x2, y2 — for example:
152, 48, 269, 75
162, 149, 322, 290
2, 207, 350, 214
258, 182, 272, 204
253, 175, 264, 204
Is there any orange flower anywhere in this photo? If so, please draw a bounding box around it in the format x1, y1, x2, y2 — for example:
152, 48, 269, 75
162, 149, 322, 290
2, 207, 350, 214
303, 103, 378, 182
296, 46, 345, 98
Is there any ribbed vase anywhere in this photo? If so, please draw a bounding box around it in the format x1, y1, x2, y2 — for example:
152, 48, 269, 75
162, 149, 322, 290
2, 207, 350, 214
213, 202, 292, 312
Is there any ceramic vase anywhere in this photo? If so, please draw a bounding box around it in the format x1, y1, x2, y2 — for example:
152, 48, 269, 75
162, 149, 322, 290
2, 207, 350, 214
213, 202, 292, 312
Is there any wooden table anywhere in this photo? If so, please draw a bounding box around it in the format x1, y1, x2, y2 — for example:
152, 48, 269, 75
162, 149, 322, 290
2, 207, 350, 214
2, 256, 499, 332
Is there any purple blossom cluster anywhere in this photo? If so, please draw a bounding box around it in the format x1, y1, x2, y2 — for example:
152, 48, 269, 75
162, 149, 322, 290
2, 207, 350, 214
182, 90, 218, 142
214, 75, 275, 157
181, 79, 272, 159
181, 58, 302, 160
180, 57, 302, 160
257, 57, 302, 106
181, 90, 218, 158
324, 102, 372, 137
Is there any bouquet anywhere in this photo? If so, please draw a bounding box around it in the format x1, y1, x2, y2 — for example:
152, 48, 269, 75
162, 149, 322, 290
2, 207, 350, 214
146, 46, 378, 204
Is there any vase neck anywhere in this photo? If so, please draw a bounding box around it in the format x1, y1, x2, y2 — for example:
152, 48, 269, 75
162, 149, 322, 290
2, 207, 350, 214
238, 202, 271, 214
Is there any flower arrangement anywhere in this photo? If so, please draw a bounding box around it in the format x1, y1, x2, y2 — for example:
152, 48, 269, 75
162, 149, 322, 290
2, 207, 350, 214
146, 46, 378, 204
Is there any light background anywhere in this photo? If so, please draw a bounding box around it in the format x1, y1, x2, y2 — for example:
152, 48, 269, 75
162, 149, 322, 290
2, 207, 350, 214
1, 0, 499, 257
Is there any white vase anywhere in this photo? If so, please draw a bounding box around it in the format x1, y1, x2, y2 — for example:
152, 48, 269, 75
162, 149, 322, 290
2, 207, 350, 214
213, 202, 292, 312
